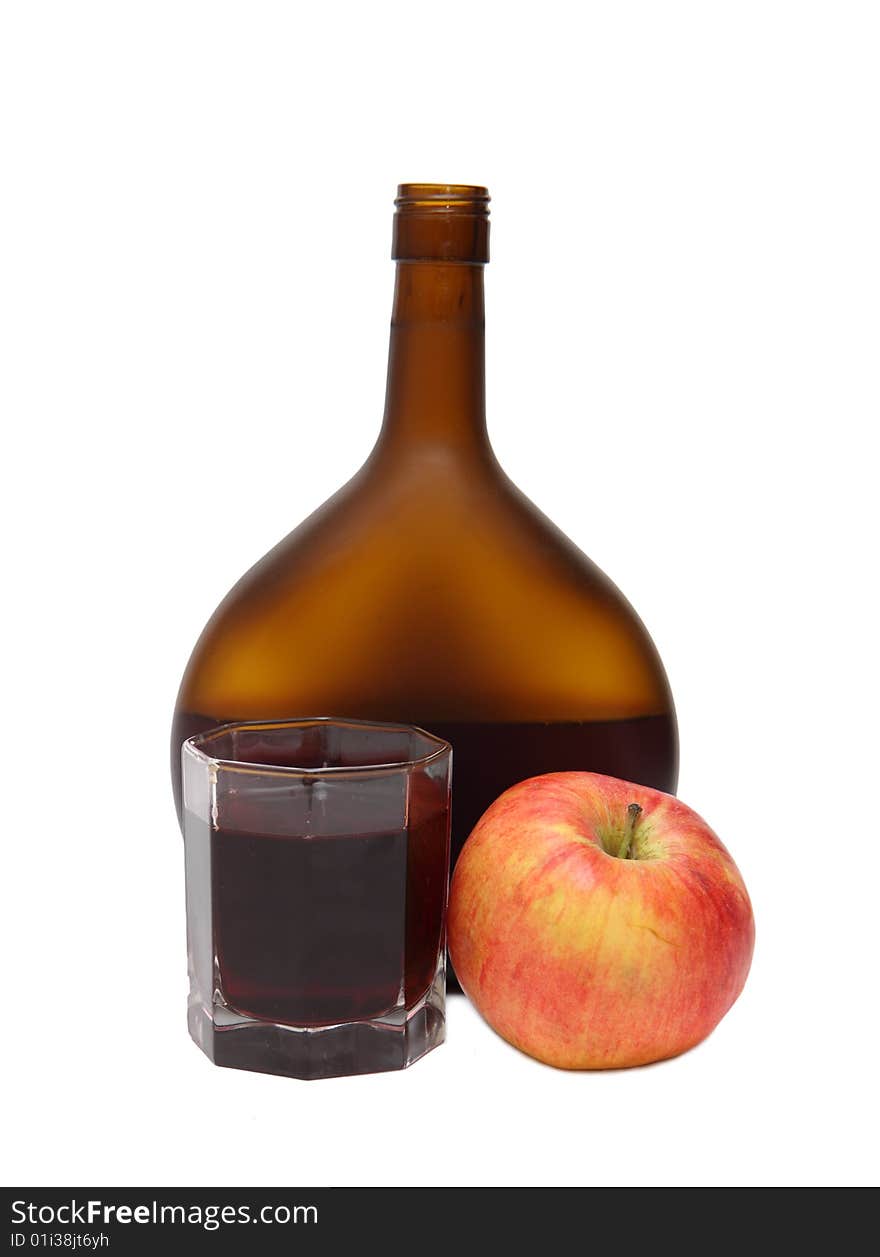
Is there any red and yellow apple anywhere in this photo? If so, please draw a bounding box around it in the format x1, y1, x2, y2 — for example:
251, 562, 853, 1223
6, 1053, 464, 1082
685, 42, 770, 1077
448, 772, 754, 1069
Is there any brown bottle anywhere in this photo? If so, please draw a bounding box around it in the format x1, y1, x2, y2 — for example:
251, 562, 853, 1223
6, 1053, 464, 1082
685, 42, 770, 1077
172, 184, 678, 874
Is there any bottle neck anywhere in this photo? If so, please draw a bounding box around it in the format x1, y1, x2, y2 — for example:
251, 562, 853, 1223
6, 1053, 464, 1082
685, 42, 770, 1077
376, 262, 489, 458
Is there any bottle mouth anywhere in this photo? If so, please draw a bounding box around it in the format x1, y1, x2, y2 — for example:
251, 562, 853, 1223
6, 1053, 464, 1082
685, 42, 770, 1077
393, 183, 490, 263
395, 184, 490, 216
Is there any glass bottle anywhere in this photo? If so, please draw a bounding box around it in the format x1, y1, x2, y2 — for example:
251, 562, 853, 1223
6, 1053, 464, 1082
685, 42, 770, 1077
172, 184, 678, 883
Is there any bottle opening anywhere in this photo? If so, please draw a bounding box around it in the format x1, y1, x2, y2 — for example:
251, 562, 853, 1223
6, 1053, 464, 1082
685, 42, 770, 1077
393, 182, 490, 263
395, 184, 491, 214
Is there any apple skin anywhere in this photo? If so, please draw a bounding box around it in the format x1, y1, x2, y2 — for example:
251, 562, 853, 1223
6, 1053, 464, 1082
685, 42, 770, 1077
448, 772, 754, 1070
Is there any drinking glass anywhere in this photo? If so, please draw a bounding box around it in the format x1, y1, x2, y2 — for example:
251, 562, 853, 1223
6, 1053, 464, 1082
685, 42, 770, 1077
182, 717, 451, 1080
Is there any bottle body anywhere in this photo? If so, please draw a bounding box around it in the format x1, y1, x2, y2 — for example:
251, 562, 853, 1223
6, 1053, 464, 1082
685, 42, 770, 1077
172, 185, 678, 883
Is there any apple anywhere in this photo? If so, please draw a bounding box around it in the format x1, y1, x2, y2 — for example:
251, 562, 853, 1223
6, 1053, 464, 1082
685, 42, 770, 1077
448, 772, 754, 1069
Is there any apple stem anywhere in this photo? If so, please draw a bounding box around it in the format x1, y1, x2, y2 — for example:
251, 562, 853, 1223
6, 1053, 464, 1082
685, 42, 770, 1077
616, 803, 643, 860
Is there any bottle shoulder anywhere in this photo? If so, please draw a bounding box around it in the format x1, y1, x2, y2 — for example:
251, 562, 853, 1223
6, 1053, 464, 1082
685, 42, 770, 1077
178, 455, 673, 721
229, 456, 620, 607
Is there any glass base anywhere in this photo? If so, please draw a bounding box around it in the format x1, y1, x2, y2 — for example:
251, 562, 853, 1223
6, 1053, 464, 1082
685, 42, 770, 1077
188, 977, 445, 1081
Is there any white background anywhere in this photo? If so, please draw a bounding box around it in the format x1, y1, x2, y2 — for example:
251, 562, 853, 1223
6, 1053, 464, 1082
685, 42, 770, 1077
2, 1, 878, 1188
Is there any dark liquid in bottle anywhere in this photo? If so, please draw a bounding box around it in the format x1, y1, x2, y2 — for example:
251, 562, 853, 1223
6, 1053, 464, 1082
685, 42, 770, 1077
175, 711, 676, 868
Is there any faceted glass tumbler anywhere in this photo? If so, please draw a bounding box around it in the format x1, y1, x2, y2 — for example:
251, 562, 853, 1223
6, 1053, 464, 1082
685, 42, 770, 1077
182, 718, 452, 1080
